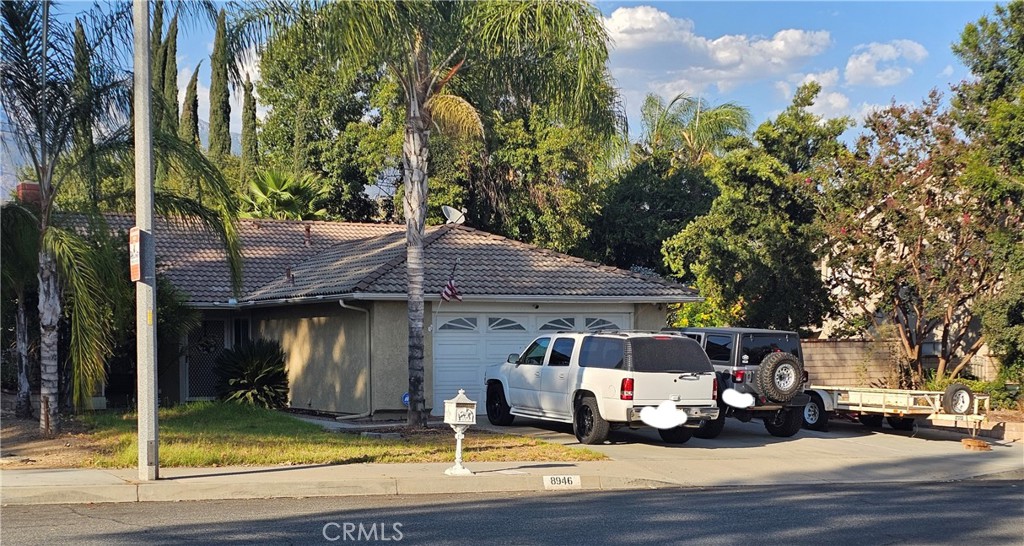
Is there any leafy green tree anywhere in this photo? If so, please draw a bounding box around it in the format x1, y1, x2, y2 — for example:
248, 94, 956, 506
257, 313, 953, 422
662, 84, 843, 331
243, 0, 612, 426
208, 8, 230, 159
240, 74, 258, 189
823, 93, 1023, 381
257, 24, 387, 221
953, 1, 1024, 382
952, 0, 1023, 176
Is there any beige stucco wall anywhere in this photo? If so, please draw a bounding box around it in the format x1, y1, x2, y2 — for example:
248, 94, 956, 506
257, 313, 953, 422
368, 301, 433, 413
634, 303, 670, 330
257, 303, 369, 414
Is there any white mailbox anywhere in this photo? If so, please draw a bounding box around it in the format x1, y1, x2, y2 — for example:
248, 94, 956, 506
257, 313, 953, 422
442, 389, 476, 476
443, 389, 477, 426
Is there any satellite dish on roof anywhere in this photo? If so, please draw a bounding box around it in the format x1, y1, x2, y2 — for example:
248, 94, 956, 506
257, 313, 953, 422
442, 205, 466, 225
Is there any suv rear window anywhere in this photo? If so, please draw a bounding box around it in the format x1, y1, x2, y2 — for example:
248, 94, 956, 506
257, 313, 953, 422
741, 333, 800, 366
579, 337, 624, 369
629, 337, 713, 373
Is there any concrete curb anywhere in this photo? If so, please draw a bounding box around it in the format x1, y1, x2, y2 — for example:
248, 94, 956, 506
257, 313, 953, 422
0, 468, 677, 506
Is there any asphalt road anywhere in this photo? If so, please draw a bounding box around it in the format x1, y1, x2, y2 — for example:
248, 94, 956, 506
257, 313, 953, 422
3, 478, 1021, 545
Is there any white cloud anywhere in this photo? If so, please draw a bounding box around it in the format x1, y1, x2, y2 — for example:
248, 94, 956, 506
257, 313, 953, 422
603, 6, 831, 124
794, 68, 840, 88
938, 64, 954, 78
844, 40, 928, 87
774, 81, 792, 100
807, 90, 851, 119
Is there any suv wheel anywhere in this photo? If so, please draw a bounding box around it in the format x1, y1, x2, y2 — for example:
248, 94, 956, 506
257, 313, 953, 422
764, 408, 802, 437
573, 396, 609, 445
486, 383, 515, 426
755, 352, 804, 403
693, 401, 727, 439
658, 426, 694, 444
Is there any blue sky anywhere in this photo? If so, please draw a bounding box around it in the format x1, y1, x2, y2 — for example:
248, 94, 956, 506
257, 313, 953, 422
72, 1, 1006, 135
599, 1, 997, 136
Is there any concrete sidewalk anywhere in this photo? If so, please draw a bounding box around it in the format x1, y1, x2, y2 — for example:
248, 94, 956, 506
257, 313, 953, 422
3, 440, 1022, 506
3, 415, 1022, 506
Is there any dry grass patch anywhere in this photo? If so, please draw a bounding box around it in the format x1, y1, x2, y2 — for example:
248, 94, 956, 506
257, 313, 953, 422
74, 402, 603, 468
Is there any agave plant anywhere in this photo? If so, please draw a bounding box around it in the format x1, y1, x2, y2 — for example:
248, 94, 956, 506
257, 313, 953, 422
214, 339, 289, 409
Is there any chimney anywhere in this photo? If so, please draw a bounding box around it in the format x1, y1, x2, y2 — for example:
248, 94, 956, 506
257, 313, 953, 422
16, 182, 40, 205
285, 266, 294, 285
304, 225, 312, 247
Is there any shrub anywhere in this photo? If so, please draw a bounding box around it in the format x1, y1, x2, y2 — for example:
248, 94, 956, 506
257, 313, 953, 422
214, 339, 289, 409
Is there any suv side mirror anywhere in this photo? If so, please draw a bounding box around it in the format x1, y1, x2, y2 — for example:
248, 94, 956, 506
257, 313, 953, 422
507, 353, 519, 364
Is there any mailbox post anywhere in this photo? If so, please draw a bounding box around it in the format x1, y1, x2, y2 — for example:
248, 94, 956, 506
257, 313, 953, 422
443, 389, 476, 476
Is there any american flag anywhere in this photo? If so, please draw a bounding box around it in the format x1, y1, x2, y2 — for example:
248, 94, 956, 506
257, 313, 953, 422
441, 275, 462, 302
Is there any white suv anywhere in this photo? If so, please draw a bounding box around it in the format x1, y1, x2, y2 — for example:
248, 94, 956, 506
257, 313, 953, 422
483, 331, 720, 444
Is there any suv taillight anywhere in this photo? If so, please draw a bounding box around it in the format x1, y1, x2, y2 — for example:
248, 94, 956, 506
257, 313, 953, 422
734, 370, 745, 383
620, 378, 634, 400
712, 375, 718, 401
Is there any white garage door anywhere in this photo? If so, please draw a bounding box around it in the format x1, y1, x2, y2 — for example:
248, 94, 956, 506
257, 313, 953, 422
431, 311, 630, 415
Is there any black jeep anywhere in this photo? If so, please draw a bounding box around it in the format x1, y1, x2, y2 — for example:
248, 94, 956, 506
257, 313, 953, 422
664, 327, 809, 438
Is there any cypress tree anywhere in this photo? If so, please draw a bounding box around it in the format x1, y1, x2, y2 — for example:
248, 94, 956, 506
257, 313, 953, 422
162, 15, 179, 135
240, 74, 258, 187
179, 63, 201, 146
208, 8, 231, 159
150, 0, 164, 54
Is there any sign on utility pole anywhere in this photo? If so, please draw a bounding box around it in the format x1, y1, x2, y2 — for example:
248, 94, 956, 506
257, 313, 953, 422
133, 0, 158, 481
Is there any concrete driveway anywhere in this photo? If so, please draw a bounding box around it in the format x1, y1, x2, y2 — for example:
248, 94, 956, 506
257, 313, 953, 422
481, 417, 1024, 486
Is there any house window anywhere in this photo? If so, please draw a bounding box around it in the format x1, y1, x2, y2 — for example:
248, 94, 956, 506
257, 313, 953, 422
488, 317, 526, 331
585, 318, 620, 331
234, 318, 250, 347
439, 317, 477, 331
540, 317, 575, 331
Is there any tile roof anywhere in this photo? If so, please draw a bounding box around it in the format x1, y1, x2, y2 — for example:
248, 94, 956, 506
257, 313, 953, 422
92, 215, 699, 306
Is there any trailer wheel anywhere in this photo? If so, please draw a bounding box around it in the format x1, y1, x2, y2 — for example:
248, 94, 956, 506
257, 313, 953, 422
858, 414, 884, 428
802, 393, 830, 431
942, 384, 975, 415
755, 352, 804, 403
886, 416, 915, 431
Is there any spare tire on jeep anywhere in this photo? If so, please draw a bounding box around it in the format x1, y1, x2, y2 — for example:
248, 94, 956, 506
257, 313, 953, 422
755, 352, 803, 403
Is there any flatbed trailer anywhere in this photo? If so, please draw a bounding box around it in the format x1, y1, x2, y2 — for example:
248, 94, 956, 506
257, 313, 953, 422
802, 383, 990, 433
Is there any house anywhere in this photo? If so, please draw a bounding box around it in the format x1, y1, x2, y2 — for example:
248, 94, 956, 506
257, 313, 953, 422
101, 215, 700, 416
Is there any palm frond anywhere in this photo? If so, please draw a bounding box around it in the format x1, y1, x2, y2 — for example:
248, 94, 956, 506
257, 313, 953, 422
43, 225, 113, 409
154, 191, 244, 293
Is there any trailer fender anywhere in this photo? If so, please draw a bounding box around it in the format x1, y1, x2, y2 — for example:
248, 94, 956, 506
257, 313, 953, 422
805, 389, 836, 412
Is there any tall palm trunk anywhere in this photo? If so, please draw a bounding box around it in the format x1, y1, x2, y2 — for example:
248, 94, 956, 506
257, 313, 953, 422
15, 293, 32, 418
403, 93, 430, 428
37, 243, 61, 433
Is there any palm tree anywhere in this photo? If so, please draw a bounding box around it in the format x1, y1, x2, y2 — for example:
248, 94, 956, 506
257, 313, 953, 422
242, 169, 328, 220
0, 1, 240, 432
241, 0, 612, 425
637, 93, 751, 169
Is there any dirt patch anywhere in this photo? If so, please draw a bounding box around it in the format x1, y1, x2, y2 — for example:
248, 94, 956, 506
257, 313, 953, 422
987, 409, 1024, 423
0, 412, 98, 469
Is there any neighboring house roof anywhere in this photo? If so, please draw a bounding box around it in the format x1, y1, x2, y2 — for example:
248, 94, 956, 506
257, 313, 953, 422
95, 215, 699, 307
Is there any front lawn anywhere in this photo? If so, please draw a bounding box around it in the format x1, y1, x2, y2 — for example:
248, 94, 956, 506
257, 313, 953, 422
78, 402, 603, 468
